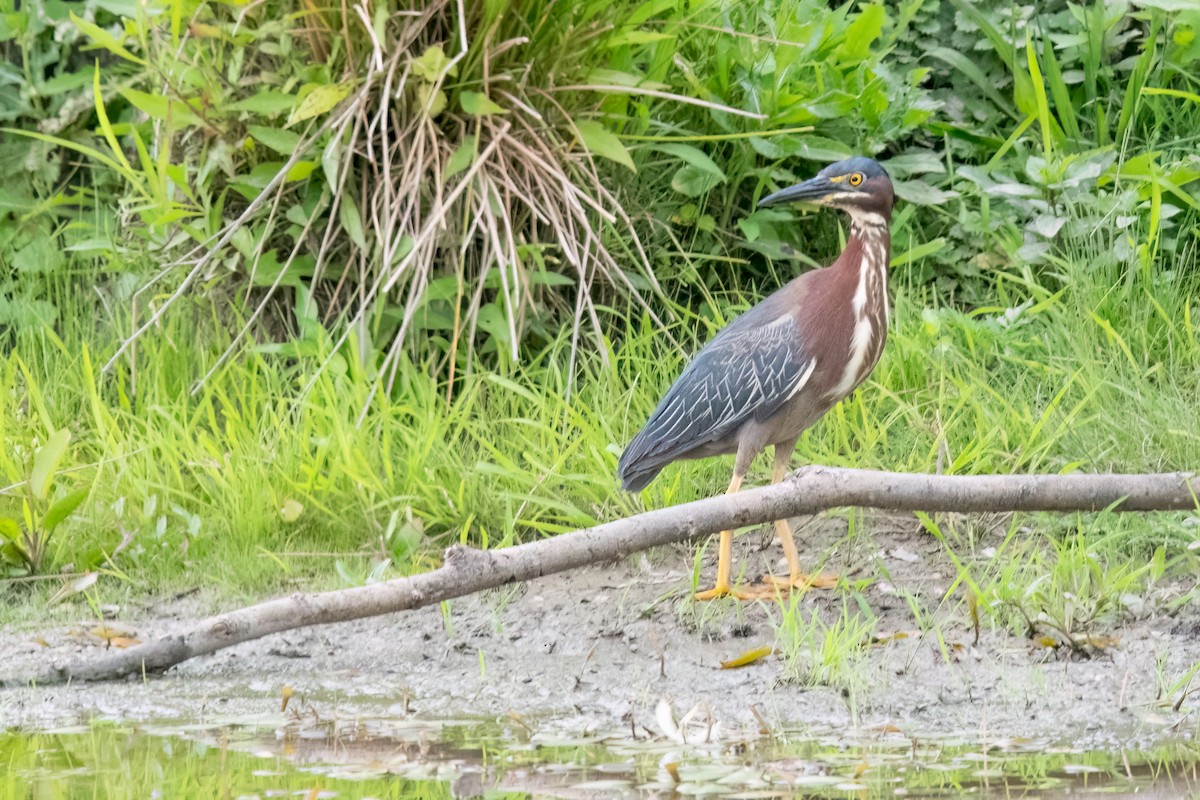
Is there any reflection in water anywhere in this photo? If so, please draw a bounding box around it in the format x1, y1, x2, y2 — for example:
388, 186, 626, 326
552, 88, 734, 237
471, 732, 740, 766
4, 714, 1200, 799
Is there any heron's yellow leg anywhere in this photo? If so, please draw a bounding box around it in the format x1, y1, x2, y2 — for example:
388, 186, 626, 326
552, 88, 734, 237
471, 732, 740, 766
749, 451, 838, 596
694, 474, 748, 601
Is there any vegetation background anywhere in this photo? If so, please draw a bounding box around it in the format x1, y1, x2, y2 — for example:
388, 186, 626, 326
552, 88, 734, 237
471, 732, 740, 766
1, 0, 1198, 651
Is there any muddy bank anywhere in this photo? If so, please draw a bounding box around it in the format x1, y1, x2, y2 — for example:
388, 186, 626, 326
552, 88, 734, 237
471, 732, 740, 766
3, 515, 1199, 748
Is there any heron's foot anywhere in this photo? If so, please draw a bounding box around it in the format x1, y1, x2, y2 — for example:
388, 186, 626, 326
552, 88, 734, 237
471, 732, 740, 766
738, 571, 839, 598
694, 583, 757, 601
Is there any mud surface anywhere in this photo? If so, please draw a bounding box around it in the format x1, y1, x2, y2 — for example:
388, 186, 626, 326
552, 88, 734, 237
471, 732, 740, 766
4, 514, 1200, 748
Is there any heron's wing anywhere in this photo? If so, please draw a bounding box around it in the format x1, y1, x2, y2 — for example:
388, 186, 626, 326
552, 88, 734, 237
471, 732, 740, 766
618, 313, 815, 486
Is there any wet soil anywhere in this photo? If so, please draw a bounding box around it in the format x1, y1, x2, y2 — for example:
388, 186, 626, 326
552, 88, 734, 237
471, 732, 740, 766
4, 513, 1200, 748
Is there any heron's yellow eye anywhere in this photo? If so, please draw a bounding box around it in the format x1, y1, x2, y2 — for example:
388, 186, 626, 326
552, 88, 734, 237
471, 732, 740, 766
848, 173, 863, 186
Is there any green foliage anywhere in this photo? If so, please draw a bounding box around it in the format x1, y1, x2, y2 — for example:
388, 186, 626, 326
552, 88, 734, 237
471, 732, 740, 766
6, 0, 673, 373
773, 595, 876, 694
0, 0, 127, 336
0, 361, 89, 574
936, 513, 1172, 654
1, 0, 947, 373
610, 0, 939, 264
887, 0, 1200, 304
991, 531, 1167, 650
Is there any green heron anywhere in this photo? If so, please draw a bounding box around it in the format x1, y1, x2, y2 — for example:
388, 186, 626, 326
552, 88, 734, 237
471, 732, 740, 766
618, 157, 893, 600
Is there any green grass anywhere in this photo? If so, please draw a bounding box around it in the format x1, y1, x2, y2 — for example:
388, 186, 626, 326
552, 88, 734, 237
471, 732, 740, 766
772, 595, 876, 697
1, 230, 1196, 615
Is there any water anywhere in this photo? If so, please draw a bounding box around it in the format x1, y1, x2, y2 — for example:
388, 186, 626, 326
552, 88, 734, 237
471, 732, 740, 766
4, 715, 1200, 799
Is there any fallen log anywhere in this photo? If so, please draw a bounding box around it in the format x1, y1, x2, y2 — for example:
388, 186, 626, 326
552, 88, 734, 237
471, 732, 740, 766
16, 466, 1200, 685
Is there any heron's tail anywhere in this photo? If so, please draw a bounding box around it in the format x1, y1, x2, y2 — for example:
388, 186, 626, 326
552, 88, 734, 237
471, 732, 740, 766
618, 464, 661, 493
617, 436, 664, 492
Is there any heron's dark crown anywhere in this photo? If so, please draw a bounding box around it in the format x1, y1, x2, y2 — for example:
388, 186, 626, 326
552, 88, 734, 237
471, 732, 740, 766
817, 157, 889, 182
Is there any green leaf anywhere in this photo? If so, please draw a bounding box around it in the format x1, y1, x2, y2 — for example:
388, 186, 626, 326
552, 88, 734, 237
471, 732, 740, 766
40, 71, 92, 96
584, 68, 669, 91
799, 92, 859, 120
286, 162, 318, 182
605, 30, 672, 47
0, 296, 58, 329
1042, 35, 1079, 143
926, 47, 1012, 117
891, 237, 947, 267
287, 81, 354, 127
460, 91, 506, 117
475, 303, 513, 352
738, 208, 791, 242
69, 11, 145, 64
671, 164, 723, 197
0, 187, 31, 214
1142, 87, 1200, 105
0, 516, 20, 542
338, 194, 368, 249
12, 236, 66, 275
576, 120, 634, 172
445, 135, 477, 179
92, 0, 143, 16
30, 428, 71, 502
321, 133, 343, 187
92, 64, 135, 178
838, 3, 885, 61
654, 143, 725, 180
388, 235, 415, 269
1, 128, 130, 181
43, 488, 89, 534
248, 250, 310, 288
789, 136, 854, 162
892, 179, 957, 206
1025, 33, 1054, 157
530, 271, 575, 287
227, 91, 297, 115
280, 498, 304, 523
882, 152, 944, 177
117, 88, 201, 127
248, 125, 302, 155
415, 84, 447, 118
411, 44, 457, 81
748, 136, 785, 159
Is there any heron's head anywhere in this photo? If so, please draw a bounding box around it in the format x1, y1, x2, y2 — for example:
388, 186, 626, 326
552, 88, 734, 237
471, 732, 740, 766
758, 157, 893, 224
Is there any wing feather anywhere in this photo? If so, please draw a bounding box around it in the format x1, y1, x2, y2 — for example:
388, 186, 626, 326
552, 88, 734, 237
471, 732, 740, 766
618, 314, 814, 490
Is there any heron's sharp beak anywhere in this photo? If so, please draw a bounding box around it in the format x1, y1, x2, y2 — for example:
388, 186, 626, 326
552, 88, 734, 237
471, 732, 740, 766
758, 176, 835, 208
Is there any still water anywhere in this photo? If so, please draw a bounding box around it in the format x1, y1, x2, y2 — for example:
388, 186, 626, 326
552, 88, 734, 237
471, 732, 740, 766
4, 714, 1200, 799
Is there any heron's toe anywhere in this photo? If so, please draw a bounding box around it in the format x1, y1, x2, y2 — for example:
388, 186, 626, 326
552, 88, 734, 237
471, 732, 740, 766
750, 571, 839, 596
694, 583, 734, 601
695, 583, 793, 601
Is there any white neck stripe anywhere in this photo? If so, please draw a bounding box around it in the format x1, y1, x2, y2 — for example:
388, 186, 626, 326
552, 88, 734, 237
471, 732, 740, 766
850, 211, 888, 230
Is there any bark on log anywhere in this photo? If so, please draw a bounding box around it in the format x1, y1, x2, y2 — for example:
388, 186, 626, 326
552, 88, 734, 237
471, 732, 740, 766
16, 467, 1199, 685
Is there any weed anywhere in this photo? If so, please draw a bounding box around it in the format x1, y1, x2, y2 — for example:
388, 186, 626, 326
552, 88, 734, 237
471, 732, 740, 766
985, 528, 1166, 653
0, 380, 89, 574
772, 595, 876, 696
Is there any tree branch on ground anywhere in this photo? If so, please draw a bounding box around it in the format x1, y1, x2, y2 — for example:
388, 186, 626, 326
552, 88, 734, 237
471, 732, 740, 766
15, 467, 1199, 685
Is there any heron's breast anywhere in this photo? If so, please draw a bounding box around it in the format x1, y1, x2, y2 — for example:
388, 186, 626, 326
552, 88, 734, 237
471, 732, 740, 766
801, 230, 890, 402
